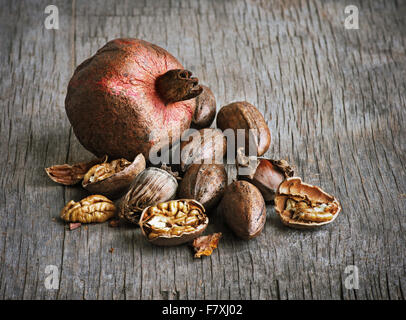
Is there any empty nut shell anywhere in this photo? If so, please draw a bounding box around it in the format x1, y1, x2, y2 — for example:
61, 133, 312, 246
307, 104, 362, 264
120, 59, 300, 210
274, 177, 341, 229
82, 154, 146, 198
216, 101, 271, 157
192, 85, 216, 129
60, 195, 116, 223
178, 164, 227, 211
139, 199, 208, 246
218, 180, 266, 240
45, 155, 107, 186
238, 158, 294, 201
119, 167, 178, 224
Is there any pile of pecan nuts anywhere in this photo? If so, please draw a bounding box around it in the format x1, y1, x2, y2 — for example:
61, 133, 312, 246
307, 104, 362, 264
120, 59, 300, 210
47, 93, 341, 258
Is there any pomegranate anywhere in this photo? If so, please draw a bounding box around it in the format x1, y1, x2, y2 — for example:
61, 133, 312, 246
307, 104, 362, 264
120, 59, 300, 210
65, 38, 202, 161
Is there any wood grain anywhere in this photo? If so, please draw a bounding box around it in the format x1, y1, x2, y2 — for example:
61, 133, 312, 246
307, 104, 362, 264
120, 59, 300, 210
0, 0, 405, 300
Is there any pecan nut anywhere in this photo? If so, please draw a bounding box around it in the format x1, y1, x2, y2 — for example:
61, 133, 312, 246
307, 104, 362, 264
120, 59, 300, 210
180, 128, 227, 172
192, 85, 216, 129
219, 180, 266, 240
216, 101, 271, 157
178, 163, 227, 211
60, 195, 116, 223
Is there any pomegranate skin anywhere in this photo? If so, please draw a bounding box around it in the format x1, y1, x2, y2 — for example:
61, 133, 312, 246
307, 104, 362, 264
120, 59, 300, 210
65, 38, 196, 161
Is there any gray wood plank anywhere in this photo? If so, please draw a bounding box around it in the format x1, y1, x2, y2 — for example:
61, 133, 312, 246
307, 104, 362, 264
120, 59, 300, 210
0, 0, 405, 300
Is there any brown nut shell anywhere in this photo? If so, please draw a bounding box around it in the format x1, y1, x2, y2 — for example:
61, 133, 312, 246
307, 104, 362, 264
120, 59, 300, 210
192, 85, 216, 129
45, 155, 107, 185
180, 128, 227, 172
139, 199, 208, 246
192, 232, 222, 258
238, 158, 294, 202
216, 101, 271, 157
82, 154, 146, 198
119, 167, 178, 224
274, 177, 341, 229
178, 164, 227, 211
219, 181, 266, 240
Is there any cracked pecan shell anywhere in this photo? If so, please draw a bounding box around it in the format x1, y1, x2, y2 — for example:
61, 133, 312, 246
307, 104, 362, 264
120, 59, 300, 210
82, 154, 146, 198
274, 177, 341, 229
139, 199, 208, 246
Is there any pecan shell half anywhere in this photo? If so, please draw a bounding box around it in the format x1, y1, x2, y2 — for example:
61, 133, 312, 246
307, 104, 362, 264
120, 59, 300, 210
82, 153, 146, 198
274, 177, 341, 229
45, 155, 107, 185
139, 199, 208, 246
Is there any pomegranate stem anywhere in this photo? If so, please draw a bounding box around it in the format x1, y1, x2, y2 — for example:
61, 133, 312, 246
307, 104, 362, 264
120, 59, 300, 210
156, 69, 203, 104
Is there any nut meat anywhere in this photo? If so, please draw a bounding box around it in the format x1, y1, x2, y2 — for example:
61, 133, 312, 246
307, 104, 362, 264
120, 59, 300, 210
139, 199, 208, 246
60, 195, 116, 223
84, 158, 131, 183
82, 154, 146, 198
274, 177, 341, 228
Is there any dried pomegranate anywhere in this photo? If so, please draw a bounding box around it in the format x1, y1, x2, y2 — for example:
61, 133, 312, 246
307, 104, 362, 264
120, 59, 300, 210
65, 38, 202, 161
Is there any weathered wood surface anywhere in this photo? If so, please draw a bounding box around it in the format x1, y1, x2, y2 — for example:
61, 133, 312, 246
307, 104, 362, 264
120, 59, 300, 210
0, 0, 405, 300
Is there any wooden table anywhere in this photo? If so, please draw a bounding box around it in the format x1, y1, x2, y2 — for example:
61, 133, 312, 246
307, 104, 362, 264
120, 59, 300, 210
0, 0, 405, 300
